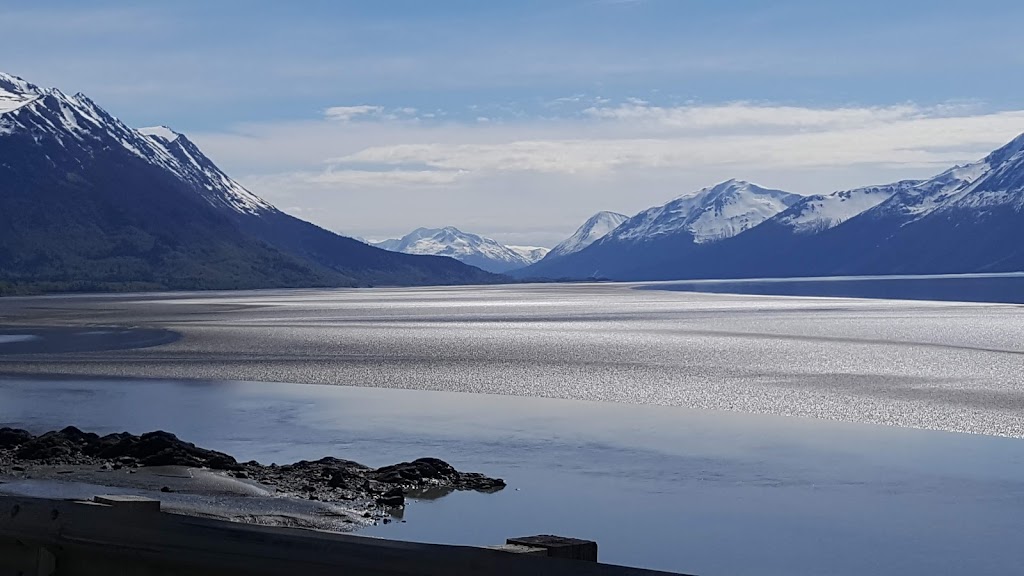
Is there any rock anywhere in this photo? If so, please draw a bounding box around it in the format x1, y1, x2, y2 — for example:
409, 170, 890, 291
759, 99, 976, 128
455, 472, 507, 491
88, 430, 240, 470
16, 430, 80, 461
0, 428, 33, 448
375, 487, 406, 507
370, 458, 505, 492
3, 427, 506, 515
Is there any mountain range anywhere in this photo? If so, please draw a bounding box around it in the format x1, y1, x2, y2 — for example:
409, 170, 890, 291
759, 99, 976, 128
371, 212, 631, 274
0, 72, 497, 294
371, 227, 549, 273
3, 70, 1022, 293
514, 137, 1024, 281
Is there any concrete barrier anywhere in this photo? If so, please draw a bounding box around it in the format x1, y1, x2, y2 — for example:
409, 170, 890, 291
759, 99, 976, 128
0, 494, 691, 575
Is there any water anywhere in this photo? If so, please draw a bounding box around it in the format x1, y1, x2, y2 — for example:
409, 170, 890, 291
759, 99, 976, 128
2, 282, 1023, 437
1, 377, 1023, 576
646, 272, 1024, 304
2, 281, 1024, 574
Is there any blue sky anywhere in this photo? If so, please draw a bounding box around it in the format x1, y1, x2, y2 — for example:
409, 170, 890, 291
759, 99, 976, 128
4, 1, 1024, 245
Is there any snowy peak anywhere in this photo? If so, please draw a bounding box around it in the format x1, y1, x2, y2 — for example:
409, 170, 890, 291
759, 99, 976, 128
0, 71, 274, 216
775, 180, 921, 234
948, 132, 1024, 211
984, 131, 1024, 167
0, 73, 42, 114
866, 132, 1024, 219
546, 211, 628, 259
610, 179, 800, 244
374, 227, 543, 273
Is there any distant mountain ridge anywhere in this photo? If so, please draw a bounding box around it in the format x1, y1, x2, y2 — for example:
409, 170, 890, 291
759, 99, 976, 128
515, 134, 1024, 281
544, 211, 628, 260
0, 72, 497, 293
372, 227, 548, 273
516, 180, 802, 279
606, 180, 800, 244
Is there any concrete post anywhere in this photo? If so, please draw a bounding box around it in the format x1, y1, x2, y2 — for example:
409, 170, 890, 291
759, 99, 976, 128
506, 535, 599, 562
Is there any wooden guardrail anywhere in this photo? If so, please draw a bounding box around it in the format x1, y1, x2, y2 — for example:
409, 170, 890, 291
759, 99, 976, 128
0, 495, 690, 576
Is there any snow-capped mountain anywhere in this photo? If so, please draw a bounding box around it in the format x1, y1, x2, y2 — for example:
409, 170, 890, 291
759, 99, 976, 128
517, 134, 1024, 281
514, 180, 799, 279
374, 227, 545, 273
607, 179, 800, 244
0, 71, 496, 291
545, 211, 628, 260
0, 74, 273, 217
773, 180, 921, 234
874, 133, 1024, 218
943, 134, 1024, 212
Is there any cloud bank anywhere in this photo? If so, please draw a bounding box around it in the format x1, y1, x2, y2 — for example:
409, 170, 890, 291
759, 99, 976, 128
192, 99, 1024, 245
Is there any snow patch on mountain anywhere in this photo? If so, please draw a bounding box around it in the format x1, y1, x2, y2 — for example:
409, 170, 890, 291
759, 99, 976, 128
546, 211, 628, 259
506, 245, 550, 263
610, 180, 800, 244
776, 180, 921, 233
139, 129, 274, 215
139, 125, 180, 142
0, 72, 41, 114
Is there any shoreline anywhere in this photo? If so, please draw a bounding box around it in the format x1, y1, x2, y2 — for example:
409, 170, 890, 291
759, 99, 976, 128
0, 426, 505, 531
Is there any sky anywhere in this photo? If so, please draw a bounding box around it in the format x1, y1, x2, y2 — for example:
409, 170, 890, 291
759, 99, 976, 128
4, 0, 1024, 247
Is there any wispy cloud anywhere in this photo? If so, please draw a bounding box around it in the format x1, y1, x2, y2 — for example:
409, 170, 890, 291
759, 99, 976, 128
324, 105, 385, 122
582, 101, 934, 131
306, 168, 466, 187
312, 102, 1024, 176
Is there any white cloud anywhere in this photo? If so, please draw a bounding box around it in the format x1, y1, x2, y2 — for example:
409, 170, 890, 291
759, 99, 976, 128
582, 102, 931, 131
306, 169, 465, 187
318, 103, 1024, 175
324, 105, 385, 122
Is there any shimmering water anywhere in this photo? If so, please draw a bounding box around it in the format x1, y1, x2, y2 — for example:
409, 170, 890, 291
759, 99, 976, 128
2, 282, 1024, 574
1, 283, 1022, 437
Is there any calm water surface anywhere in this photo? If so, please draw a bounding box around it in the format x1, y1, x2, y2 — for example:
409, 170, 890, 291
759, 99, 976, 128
2, 377, 1024, 576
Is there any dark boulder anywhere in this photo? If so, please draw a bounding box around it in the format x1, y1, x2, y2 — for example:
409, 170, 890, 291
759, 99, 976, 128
88, 431, 240, 470
371, 457, 505, 492
16, 428, 94, 462
0, 428, 33, 449
376, 487, 406, 507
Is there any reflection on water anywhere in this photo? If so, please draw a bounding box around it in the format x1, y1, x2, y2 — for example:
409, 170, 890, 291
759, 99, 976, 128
2, 376, 1023, 575
646, 272, 1024, 304
0, 335, 39, 344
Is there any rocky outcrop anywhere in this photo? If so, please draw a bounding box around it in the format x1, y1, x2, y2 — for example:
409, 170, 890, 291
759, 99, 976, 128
0, 427, 505, 510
